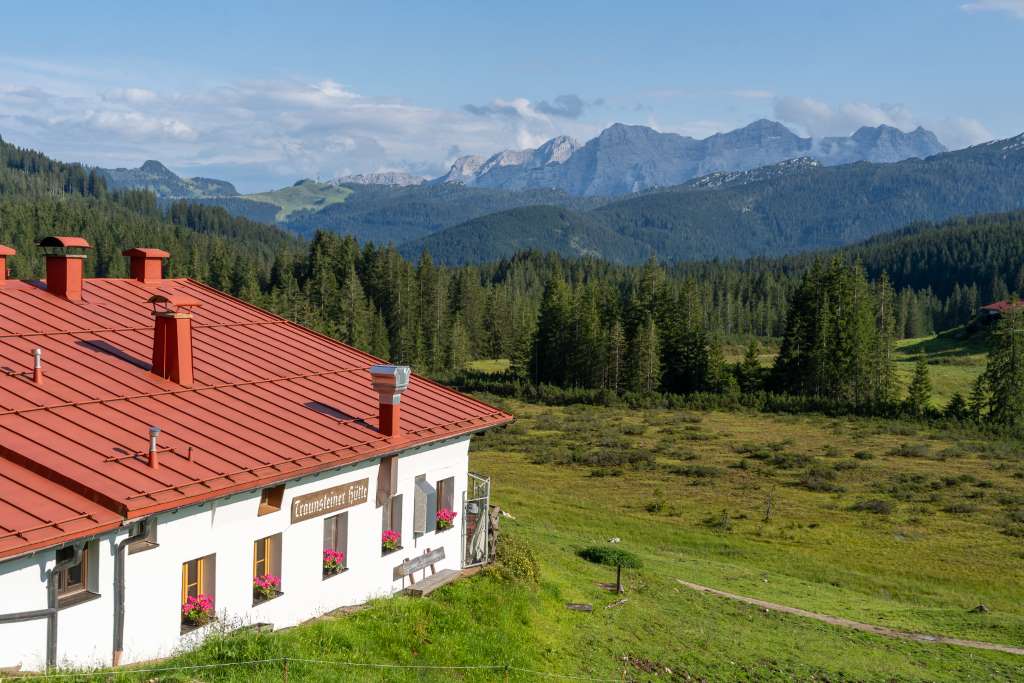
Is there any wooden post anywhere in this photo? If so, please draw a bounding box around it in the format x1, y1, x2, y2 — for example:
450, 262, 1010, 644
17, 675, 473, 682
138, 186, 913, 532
283, 657, 289, 683
616, 564, 623, 594
504, 664, 510, 682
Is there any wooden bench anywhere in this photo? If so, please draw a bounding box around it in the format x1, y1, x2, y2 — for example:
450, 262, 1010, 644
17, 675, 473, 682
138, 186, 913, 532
393, 547, 461, 597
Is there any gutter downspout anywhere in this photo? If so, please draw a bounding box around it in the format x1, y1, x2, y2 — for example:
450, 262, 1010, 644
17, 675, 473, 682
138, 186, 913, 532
46, 544, 82, 669
112, 525, 148, 667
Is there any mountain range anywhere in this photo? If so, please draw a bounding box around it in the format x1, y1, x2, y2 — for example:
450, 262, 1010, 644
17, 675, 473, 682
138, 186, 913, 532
433, 120, 946, 196
402, 132, 1024, 264
87, 121, 1024, 269
97, 119, 945, 204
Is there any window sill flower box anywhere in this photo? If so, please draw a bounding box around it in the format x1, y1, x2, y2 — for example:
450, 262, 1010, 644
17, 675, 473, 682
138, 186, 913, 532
435, 508, 458, 532
322, 566, 349, 580
323, 549, 346, 579
381, 530, 401, 555
381, 545, 404, 557
253, 574, 282, 606
180, 594, 215, 634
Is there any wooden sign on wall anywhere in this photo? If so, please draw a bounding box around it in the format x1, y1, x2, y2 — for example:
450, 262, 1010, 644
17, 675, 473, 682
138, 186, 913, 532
291, 479, 369, 523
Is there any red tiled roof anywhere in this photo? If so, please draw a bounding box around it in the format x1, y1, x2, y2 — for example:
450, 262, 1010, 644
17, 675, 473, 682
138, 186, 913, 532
0, 276, 512, 560
980, 300, 1024, 314
0, 459, 122, 558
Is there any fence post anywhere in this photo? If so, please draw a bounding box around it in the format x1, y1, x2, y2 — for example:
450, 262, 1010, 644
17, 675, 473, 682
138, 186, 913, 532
282, 656, 289, 683
504, 663, 511, 682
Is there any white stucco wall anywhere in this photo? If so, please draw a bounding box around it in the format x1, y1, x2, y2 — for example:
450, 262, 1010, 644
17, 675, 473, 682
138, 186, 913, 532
0, 436, 471, 671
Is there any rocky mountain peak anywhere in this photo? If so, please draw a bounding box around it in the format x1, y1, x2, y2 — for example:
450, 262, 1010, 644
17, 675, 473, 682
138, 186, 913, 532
139, 160, 172, 175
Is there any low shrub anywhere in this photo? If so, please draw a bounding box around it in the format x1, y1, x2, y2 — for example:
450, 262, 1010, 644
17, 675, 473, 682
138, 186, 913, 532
589, 467, 624, 478
671, 465, 721, 478
942, 502, 978, 514
888, 443, 931, 458
577, 546, 643, 569
853, 451, 874, 460
768, 453, 815, 469
799, 466, 845, 493
850, 499, 894, 514
491, 533, 541, 584
702, 510, 733, 532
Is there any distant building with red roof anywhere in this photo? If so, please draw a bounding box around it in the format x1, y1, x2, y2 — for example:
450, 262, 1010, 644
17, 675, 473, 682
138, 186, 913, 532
0, 238, 511, 670
978, 298, 1024, 323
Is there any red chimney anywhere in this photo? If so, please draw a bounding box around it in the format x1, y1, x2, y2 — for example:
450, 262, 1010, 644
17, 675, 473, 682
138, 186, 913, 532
0, 245, 14, 285
148, 294, 201, 386
369, 365, 411, 437
38, 236, 91, 301
123, 248, 170, 284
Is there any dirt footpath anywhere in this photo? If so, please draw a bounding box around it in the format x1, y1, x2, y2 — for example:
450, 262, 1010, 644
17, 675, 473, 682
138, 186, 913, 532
676, 578, 1024, 656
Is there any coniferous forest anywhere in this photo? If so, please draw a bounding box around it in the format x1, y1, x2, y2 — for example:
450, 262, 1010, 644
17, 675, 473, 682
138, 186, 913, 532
4, 134, 1024, 430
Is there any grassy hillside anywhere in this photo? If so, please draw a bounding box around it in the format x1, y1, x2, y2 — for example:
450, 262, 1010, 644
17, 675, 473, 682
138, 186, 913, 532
896, 331, 989, 406
243, 180, 353, 222
84, 400, 1024, 682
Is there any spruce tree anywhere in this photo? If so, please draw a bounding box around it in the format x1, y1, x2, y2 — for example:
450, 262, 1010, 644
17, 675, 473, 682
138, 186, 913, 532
736, 339, 763, 393
530, 274, 571, 385
629, 313, 661, 393
945, 392, 968, 420
605, 319, 626, 392
984, 308, 1024, 427
905, 356, 932, 416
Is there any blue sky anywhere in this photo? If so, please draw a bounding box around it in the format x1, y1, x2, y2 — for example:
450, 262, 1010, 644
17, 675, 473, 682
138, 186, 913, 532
1, 0, 1021, 191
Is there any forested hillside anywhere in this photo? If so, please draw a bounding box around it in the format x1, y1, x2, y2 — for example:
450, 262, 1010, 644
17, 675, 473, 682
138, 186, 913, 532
412, 133, 1024, 264
277, 183, 604, 243
0, 135, 302, 282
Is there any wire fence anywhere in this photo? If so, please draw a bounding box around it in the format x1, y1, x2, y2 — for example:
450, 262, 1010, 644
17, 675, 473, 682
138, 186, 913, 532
2, 657, 633, 682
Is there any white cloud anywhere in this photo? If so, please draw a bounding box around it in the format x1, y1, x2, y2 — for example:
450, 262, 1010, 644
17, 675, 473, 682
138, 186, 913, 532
102, 87, 158, 104
773, 96, 922, 137
731, 89, 774, 99
0, 70, 609, 190
961, 1, 1024, 18
772, 95, 994, 150
931, 117, 994, 149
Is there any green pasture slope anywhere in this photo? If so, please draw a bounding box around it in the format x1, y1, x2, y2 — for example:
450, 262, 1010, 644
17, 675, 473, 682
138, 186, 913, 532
243, 180, 353, 222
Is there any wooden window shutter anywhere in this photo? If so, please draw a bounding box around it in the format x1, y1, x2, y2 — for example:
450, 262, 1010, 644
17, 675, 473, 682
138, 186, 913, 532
376, 456, 397, 507
413, 477, 433, 534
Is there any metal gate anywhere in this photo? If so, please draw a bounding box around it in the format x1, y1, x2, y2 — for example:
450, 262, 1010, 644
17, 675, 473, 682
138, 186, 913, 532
462, 472, 490, 567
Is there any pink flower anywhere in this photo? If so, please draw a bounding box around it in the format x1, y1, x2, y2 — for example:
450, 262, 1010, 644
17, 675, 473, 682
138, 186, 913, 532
181, 594, 214, 624
253, 574, 281, 600
381, 529, 400, 551
323, 549, 345, 572
436, 508, 458, 525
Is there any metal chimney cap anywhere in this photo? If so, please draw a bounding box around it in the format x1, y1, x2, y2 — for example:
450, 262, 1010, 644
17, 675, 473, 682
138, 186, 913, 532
369, 365, 411, 394
148, 425, 161, 437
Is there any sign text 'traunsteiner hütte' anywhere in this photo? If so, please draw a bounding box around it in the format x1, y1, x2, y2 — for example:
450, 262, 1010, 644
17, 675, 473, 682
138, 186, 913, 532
291, 479, 369, 523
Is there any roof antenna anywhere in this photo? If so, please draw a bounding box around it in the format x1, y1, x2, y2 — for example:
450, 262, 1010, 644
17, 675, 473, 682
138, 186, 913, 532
148, 426, 161, 470
32, 348, 43, 385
